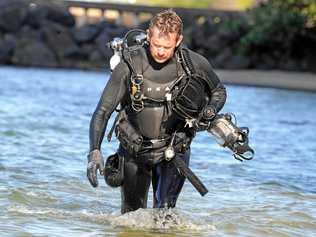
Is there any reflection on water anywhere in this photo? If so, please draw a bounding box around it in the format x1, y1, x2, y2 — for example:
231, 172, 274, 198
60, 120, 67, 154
0, 66, 315, 237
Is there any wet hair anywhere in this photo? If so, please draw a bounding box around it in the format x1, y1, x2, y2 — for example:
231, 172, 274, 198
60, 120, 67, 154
149, 9, 183, 36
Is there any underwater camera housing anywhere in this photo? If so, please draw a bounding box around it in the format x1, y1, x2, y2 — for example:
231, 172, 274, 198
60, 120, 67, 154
207, 113, 254, 161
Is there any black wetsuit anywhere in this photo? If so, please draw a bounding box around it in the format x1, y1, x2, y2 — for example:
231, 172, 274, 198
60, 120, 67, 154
89, 45, 226, 213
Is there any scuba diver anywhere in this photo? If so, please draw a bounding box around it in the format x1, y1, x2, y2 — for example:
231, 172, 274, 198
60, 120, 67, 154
87, 10, 252, 214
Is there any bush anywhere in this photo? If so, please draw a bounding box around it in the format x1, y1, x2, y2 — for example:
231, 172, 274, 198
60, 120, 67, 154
238, 0, 314, 57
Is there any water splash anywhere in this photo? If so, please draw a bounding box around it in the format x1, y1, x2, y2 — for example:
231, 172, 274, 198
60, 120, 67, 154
7, 204, 215, 233
109, 208, 215, 231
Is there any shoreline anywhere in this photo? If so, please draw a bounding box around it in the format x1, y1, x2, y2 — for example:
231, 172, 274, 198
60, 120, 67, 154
1, 65, 315, 92
216, 70, 316, 92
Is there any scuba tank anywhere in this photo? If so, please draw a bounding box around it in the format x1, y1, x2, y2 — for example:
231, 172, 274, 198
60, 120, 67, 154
108, 37, 123, 71
207, 113, 254, 161
107, 29, 147, 71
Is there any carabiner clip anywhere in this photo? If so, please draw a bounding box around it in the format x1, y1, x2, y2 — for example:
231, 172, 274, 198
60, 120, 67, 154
131, 74, 143, 85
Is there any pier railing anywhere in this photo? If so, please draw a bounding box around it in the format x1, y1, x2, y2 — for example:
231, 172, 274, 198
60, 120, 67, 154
60, 0, 242, 27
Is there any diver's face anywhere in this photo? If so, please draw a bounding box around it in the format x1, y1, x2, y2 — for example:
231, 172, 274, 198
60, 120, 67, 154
147, 26, 183, 64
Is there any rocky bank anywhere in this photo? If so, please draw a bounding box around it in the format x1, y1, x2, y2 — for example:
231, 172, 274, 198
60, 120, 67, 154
0, 0, 315, 72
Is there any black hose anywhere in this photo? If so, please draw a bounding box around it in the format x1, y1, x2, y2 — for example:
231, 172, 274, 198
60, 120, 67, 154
172, 156, 208, 196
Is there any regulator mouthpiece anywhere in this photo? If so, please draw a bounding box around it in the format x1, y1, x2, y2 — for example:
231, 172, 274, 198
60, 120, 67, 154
107, 37, 124, 51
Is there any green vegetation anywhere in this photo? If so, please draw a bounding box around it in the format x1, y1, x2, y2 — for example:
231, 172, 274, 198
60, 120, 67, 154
235, 0, 315, 57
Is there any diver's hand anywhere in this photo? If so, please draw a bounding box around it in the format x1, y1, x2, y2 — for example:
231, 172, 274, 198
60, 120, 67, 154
197, 105, 217, 131
202, 105, 216, 121
87, 149, 104, 187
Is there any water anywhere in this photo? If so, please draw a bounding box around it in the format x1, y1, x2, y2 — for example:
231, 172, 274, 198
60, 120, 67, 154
0, 66, 315, 237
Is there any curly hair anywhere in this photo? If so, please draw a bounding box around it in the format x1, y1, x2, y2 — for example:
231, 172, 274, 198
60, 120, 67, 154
149, 9, 183, 36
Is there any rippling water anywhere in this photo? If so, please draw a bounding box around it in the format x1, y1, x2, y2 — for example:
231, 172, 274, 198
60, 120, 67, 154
0, 66, 315, 237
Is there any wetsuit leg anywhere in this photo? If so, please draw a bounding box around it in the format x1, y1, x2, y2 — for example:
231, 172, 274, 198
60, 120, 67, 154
152, 149, 190, 208
120, 148, 152, 214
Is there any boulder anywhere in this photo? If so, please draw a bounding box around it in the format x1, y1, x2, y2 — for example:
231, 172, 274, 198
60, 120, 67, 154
0, 34, 17, 63
217, 29, 240, 44
79, 43, 96, 59
182, 27, 194, 49
201, 19, 219, 38
24, 3, 50, 29
96, 20, 117, 32
301, 54, 316, 72
204, 34, 228, 55
298, 28, 316, 72
12, 39, 57, 67
0, 0, 28, 33
252, 54, 277, 70
44, 3, 75, 27
108, 25, 130, 38
16, 25, 43, 41
71, 25, 101, 44
41, 21, 80, 59
191, 27, 206, 49
223, 54, 251, 69
204, 29, 239, 55
89, 49, 105, 66
278, 58, 302, 71
95, 29, 113, 60
25, 1, 75, 28
212, 47, 233, 68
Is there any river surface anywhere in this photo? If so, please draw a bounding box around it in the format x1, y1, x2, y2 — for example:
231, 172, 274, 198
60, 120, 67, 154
0, 66, 315, 237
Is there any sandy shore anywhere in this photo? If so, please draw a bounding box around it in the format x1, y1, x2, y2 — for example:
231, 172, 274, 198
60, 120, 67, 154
216, 70, 316, 92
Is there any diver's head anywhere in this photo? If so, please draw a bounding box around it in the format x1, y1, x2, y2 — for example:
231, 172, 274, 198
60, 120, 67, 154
147, 9, 183, 64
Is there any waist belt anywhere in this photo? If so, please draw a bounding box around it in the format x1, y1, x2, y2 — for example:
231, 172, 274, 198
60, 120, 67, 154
141, 137, 171, 149
142, 100, 165, 108
136, 137, 171, 165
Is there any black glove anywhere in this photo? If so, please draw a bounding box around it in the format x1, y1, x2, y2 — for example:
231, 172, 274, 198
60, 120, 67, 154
87, 149, 104, 187
202, 105, 216, 121
197, 105, 217, 131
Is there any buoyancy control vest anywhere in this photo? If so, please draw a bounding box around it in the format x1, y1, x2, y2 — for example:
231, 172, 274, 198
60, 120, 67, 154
122, 45, 185, 139
122, 46, 219, 137
108, 29, 217, 139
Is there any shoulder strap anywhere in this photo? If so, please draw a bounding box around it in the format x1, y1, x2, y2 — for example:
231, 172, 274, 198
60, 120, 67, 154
122, 45, 144, 76
122, 46, 146, 112
177, 47, 196, 76
178, 47, 217, 91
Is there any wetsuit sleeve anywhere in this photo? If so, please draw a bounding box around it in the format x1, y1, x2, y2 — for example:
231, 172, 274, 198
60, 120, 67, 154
208, 84, 226, 113
190, 50, 227, 113
89, 62, 130, 151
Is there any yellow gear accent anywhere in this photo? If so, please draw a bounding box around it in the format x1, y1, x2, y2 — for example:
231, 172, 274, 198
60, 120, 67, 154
131, 84, 137, 95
